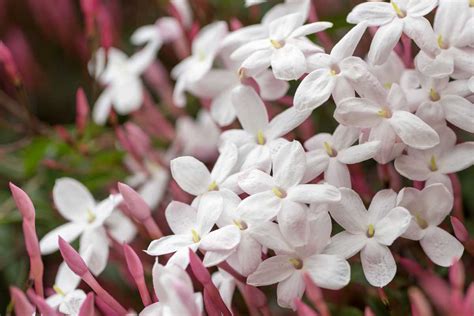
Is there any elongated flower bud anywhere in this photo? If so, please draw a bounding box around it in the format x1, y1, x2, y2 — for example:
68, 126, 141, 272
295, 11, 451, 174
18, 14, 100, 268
78, 292, 95, 316
26, 288, 57, 316
123, 244, 152, 306
118, 183, 151, 222
451, 216, 469, 242
9, 182, 35, 222
58, 237, 89, 277
76, 87, 89, 134
10, 287, 35, 316
0, 41, 21, 86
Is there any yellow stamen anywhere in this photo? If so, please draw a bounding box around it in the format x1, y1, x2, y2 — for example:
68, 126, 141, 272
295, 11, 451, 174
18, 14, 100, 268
367, 224, 375, 238
198, 50, 206, 61
270, 39, 283, 49
323, 142, 334, 157
272, 187, 285, 198
437, 35, 445, 49
233, 219, 248, 230
87, 209, 96, 223
329, 69, 337, 76
191, 229, 201, 243
53, 285, 66, 296
414, 212, 428, 229
208, 181, 219, 191
429, 155, 438, 171
391, 1, 406, 18
289, 258, 303, 269
377, 109, 390, 118
238, 68, 246, 80
429, 88, 440, 101
257, 130, 266, 145
470, 0, 474, 7
383, 82, 393, 89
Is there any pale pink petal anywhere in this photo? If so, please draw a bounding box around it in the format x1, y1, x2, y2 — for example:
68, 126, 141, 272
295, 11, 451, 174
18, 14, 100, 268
407, 0, 437, 16
324, 159, 351, 188
271, 44, 306, 80
420, 226, 464, 267
232, 85, 269, 134
92, 88, 113, 125
368, 19, 403, 65
438, 142, 474, 174
79, 228, 109, 275
347, 2, 395, 25
440, 95, 474, 133
238, 169, 277, 195
170, 156, 210, 196
334, 97, 382, 128
235, 233, 262, 276
273, 141, 306, 189
367, 189, 398, 224
324, 231, 367, 258
328, 188, 368, 234
211, 89, 236, 126
254, 70, 289, 101
196, 191, 224, 235
294, 68, 336, 111
360, 240, 396, 287
421, 183, 453, 227
165, 201, 197, 235
249, 222, 293, 253
241, 49, 273, 77
276, 272, 305, 309
394, 154, 431, 181
278, 200, 309, 247
200, 225, 241, 251
374, 207, 411, 246
331, 22, 368, 62
211, 143, 238, 184
269, 13, 304, 41
337, 141, 380, 164
303, 150, 329, 183
304, 254, 351, 289
287, 183, 341, 204
403, 17, 440, 59
265, 107, 311, 140
146, 234, 194, 256
247, 255, 295, 286
389, 111, 439, 149
53, 178, 95, 223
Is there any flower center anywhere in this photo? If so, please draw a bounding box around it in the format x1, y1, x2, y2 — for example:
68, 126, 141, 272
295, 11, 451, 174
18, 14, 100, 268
257, 130, 266, 145
289, 258, 303, 270
197, 50, 207, 61
437, 35, 448, 49
329, 64, 340, 76
272, 187, 287, 198
270, 39, 284, 49
429, 155, 438, 171
391, 1, 406, 18
377, 108, 392, 118
233, 219, 248, 230
53, 285, 66, 297
367, 224, 375, 238
414, 212, 429, 229
191, 229, 201, 243
429, 88, 440, 101
87, 209, 96, 223
208, 181, 219, 191
384, 82, 393, 89
470, 0, 474, 7
323, 142, 337, 157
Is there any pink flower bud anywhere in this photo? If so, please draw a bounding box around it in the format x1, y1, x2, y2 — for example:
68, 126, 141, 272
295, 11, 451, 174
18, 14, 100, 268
78, 292, 95, 316
9, 182, 35, 222
10, 287, 35, 316
450, 216, 469, 242
449, 260, 465, 292
26, 288, 57, 316
0, 41, 21, 85
364, 306, 376, 316
303, 273, 330, 316
124, 123, 151, 158
22, 220, 40, 258
294, 298, 318, 316
118, 182, 151, 222
123, 244, 152, 306
76, 87, 89, 134
408, 287, 433, 316
80, 0, 99, 37
97, 4, 114, 51
58, 237, 89, 277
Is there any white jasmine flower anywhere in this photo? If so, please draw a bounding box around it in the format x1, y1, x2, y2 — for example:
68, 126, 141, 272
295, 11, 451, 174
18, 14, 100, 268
334, 83, 439, 164
90, 46, 157, 124
39, 178, 121, 275
325, 188, 411, 287
348, 0, 439, 65
294, 22, 368, 111
248, 213, 350, 309
304, 125, 380, 188
238, 141, 341, 246
172, 21, 228, 106
394, 125, 474, 192
131, 17, 182, 48
212, 269, 236, 311
397, 183, 464, 266
231, 13, 332, 80
140, 262, 203, 316
221, 85, 311, 172
146, 192, 240, 268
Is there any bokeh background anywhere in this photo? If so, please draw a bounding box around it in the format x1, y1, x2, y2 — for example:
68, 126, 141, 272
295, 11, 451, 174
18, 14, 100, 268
0, 0, 472, 314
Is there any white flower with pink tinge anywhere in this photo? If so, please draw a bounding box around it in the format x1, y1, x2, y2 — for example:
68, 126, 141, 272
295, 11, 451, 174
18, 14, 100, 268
238, 141, 341, 247
248, 212, 350, 309
397, 183, 464, 267
146, 192, 240, 269
325, 188, 411, 287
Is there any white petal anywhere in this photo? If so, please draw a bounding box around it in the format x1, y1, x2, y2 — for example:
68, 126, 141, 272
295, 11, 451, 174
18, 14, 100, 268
60, 290, 86, 315
265, 106, 311, 140
407, 0, 437, 16
40, 223, 85, 255
328, 188, 367, 234
53, 178, 95, 223
368, 19, 403, 65
347, 2, 395, 25
394, 154, 431, 181
294, 68, 336, 111
276, 272, 305, 309
291, 21, 333, 38
438, 142, 474, 174
165, 201, 197, 235
389, 111, 439, 149
254, 70, 289, 101
241, 49, 273, 77
303, 151, 329, 183
273, 141, 306, 189
324, 231, 367, 259
374, 207, 411, 246
278, 200, 309, 247
440, 95, 474, 133
203, 249, 234, 267
420, 183, 453, 227
269, 13, 304, 41
305, 254, 350, 289
232, 85, 269, 134
92, 88, 113, 125
334, 97, 382, 128
271, 44, 306, 80
146, 234, 194, 256
337, 141, 380, 164
403, 16, 439, 58
170, 156, 211, 196
420, 226, 464, 267
211, 143, 238, 184
196, 191, 224, 235
55, 262, 81, 293
367, 189, 398, 224
235, 234, 262, 276
238, 169, 277, 195
287, 183, 341, 204
239, 192, 280, 223
331, 22, 368, 62
247, 255, 294, 286
210, 89, 236, 127
200, 225, 241, 251
249, 222, 293, 253
361, 240, 396, 287
79, 228, 109, 276
324, 159, 351, 188
111, 78, 143, 115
